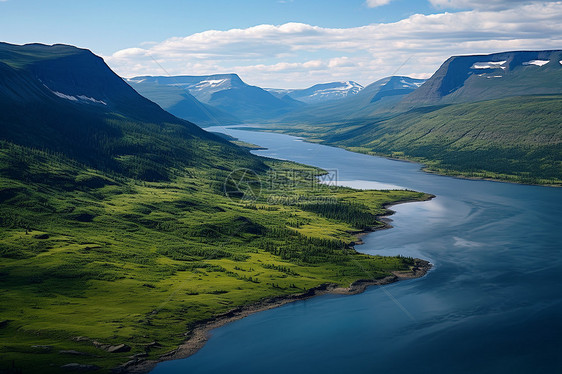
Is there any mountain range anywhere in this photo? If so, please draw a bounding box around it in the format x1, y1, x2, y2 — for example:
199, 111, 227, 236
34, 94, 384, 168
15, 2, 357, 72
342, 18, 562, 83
260, 50, 562, 185
127, 74, 301, 125
276, 76, 426, 124
2, 43, 559, 185
266, 81, 364, 104
402, 50, 562, 107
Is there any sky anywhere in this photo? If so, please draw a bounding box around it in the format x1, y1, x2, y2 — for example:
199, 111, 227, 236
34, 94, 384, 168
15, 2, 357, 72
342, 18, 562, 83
1, 0, 561, 88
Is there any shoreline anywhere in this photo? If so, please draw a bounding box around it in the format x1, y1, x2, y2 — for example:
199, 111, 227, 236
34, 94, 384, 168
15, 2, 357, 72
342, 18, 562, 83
123, 262, 431, 374
236, 126, 561, 188
122, 196, 434, 374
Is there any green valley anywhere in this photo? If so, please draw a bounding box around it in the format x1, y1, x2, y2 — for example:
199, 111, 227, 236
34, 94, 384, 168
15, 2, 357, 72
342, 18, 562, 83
260, 94, 562, 185
0, 140, 429, 373
0, 43, 431, 372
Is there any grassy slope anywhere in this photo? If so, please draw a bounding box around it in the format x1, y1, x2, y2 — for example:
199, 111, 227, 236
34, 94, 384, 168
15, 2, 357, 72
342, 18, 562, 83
0, 43, 431, 372
0, 141, 429, 373
0, 44, 253, 183
262, 95, 562, 185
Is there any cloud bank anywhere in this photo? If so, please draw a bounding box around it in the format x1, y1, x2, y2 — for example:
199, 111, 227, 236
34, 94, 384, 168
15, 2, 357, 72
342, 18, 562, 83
428, 0, 559, 10
105, 2, 562, 88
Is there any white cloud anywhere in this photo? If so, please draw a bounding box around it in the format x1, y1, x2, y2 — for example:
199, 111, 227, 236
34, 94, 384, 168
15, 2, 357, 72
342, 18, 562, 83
429, 0, 558, 10
104, 2, 562, 88
365, 0, 394, 7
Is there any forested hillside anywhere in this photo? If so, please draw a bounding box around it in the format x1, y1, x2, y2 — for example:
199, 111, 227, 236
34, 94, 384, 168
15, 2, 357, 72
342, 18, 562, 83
0, 42, 429, 372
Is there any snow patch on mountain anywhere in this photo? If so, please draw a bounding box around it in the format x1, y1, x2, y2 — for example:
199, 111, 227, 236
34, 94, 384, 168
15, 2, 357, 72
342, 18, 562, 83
471, 61, 507, 70
77, 95, 107, 105
50, 88, 107, 105
523, 60, 550, 67
267, 81, 364, 104
194, 79, 228, 89
399, 78, 423, 88
52, 91, 78, 101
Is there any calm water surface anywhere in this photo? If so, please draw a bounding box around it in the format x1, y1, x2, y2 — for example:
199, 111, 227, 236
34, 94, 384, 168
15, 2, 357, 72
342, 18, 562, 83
152, 127, 562, 374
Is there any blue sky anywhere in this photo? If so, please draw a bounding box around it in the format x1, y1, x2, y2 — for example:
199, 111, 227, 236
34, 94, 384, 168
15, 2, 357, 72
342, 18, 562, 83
1, 0, 560, 87
1, 0, 435, 53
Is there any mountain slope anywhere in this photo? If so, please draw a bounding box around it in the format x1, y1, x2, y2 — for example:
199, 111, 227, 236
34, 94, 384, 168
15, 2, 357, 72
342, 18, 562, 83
128, 74, 299, 124
125, 79, 239, 126
0, 43, 261, 180
267, 81, 363, 104
270, 95, 562, 185
331, 95, 562, 183
402, 50, 562, 107
261, 51, 562, 185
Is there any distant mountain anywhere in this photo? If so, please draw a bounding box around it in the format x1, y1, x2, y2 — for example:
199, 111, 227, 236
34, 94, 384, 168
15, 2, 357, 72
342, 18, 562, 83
262, 51, 562, 185
0, 43, 263, 180
364, 76, 425, 103
402, 50, 562, 107
277, 76, 425, 124
125, 78, 239, 126
128, 74, 299, 124
267, 81, 363, 104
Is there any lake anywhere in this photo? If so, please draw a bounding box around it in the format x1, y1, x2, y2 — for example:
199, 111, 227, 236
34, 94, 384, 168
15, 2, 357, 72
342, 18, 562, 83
151, 126, 562, 374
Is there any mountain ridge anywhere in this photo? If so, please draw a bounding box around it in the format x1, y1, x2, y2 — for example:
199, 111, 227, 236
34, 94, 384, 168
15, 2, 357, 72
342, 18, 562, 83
401, 49, 562, 107
266, 81, 364, 104
274, 75, 426, 124
128, 73, 299, 124
0, 42, 262, 180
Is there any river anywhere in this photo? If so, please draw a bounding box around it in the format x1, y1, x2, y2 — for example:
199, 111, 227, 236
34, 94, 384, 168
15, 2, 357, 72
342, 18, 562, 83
151, 126, 562, 374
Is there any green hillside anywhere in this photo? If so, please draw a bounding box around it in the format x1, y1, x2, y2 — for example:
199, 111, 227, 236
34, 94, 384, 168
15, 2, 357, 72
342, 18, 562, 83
0, 43, 430, 372
265, 95, 562, 185
0, 141, 429, 373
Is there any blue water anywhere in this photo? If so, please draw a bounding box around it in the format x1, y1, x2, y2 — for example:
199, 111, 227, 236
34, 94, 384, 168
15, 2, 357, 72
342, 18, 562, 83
152, 127, 562, 374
